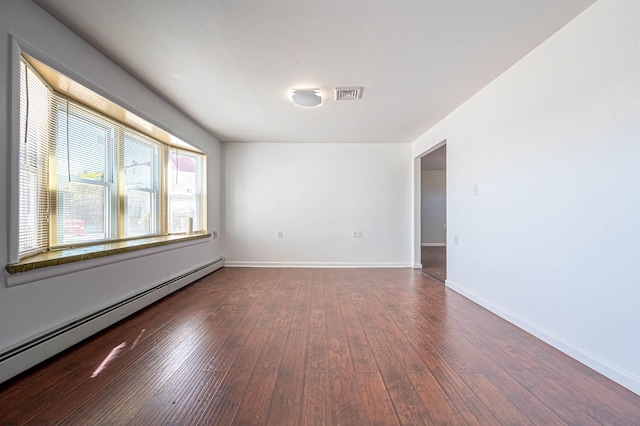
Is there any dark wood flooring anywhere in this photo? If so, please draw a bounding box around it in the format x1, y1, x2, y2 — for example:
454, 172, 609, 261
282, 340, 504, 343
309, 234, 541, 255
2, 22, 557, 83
1, 267, 639, 425
421, 245, 446, 282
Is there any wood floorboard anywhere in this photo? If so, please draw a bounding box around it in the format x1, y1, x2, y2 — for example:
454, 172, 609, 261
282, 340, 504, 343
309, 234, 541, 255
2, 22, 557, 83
233, 370, 278, 425
329, 371, 367, 425
483, 370, 571, 425
302, 372, 331, 425
381, 370, 433, 425
128, 368, 227, 425
196, 327, 271, 425
405, 370, 465, 424
266, 328, 307, 425
356, 372, 399, 426
335, 286, 378, 372
459, 372, 535, 425
1, 267, 639, 425
290, 280, 311, 330
426, 364, 501, 425
304, 282, 328, 372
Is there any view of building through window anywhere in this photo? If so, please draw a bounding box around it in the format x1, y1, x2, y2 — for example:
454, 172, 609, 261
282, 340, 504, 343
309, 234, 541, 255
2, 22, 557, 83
168, 151, 203, 234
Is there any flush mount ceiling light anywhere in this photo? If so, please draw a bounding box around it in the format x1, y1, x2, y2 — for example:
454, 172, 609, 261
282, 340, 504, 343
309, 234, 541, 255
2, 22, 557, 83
290, 88, 322, 107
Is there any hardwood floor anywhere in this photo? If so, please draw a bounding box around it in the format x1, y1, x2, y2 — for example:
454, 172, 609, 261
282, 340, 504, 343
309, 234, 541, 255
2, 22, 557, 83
421, 246, 446, 282
1, 267, 639, 425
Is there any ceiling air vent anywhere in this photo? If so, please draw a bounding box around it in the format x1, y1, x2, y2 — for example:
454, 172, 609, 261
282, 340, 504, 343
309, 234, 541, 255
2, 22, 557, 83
334, 86, 362, 101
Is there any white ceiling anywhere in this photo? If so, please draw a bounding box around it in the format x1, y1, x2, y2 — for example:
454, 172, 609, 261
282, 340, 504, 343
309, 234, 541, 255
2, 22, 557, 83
34, 0, 595, 144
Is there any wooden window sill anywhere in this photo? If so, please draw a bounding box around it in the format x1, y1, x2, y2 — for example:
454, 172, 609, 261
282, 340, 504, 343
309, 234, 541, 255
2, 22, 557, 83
5, 233, 211, 275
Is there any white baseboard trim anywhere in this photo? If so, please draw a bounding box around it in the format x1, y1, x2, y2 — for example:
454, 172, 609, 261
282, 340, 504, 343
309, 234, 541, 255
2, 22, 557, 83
224, 261, 412, 268
445, 279, 640, 396
421, 243, 446, 247
413, 263, 423, 269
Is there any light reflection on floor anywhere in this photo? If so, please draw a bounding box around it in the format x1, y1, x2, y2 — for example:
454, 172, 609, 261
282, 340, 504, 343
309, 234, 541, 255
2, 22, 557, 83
131, 328, 146, 348
90, 342, 126, 378
90, 328, 146, 378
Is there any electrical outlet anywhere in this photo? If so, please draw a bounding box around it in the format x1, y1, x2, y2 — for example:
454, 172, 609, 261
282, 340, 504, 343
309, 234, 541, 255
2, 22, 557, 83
473, 184, 479, 196
212, 230, 218, 238
353, 231, 358, 238
277, 230, 283, 238
357, 230, 363, 238
454, 235, 459, 245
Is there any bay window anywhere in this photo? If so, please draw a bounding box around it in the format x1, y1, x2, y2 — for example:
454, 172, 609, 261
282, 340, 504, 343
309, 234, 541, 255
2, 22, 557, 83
17, 54, 206, 261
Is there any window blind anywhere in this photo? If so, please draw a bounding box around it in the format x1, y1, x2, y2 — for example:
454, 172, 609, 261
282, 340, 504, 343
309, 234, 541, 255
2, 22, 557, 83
18, 61, 50, 258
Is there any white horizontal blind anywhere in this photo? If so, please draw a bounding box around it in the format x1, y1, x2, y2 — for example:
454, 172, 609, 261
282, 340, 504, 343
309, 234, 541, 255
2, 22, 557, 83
18, 61, 50, 258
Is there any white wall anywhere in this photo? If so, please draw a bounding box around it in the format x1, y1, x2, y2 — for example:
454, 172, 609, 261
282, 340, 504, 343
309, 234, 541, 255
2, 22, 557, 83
421, 170, 446, 245
223, 143, 412, 267
0, 0, 221, 369
413, 0, 640, 394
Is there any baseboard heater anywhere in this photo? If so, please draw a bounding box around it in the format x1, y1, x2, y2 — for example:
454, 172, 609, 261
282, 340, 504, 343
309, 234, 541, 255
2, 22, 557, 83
0, 256, 224, 385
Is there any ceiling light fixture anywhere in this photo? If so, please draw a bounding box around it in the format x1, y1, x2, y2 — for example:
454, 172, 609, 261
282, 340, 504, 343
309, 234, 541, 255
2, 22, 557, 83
290, 88, 322, 107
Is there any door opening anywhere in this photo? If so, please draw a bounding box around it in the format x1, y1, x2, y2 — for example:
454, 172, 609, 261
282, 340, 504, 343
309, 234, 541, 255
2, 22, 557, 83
419, 144, 446, 282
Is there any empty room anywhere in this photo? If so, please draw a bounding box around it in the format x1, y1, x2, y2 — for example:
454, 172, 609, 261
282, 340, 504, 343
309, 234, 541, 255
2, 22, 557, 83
1, 0, 639, 424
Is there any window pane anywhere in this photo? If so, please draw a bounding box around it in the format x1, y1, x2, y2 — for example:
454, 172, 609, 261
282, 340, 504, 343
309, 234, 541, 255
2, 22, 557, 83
124, 134, 155, 189
56, 181, 108, 244
124, 133, 159, 237
168, 151, 203, 233
125, 190, 153, 237
54, 105, 115, 245
123, 132, 159, 237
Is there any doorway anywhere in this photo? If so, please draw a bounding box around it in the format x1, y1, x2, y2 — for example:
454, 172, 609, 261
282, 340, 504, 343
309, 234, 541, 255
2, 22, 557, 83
419, 144, 446, 282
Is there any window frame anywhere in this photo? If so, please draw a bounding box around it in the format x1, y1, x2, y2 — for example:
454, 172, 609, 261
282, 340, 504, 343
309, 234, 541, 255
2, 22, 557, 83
8, 38, 207, 268
52, 100, 120, 246
123, 130, 162, 239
